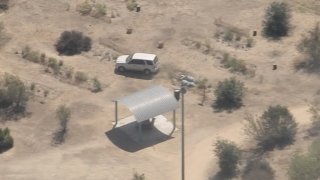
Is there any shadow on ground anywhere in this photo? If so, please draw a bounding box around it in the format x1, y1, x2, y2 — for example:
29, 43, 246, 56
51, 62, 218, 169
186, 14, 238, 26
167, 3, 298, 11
105, 121, 173, 152
114, 69, 156, 80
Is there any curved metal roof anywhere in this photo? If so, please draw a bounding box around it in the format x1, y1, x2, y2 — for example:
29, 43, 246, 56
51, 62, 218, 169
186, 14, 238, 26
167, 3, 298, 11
117, 86, 178, 122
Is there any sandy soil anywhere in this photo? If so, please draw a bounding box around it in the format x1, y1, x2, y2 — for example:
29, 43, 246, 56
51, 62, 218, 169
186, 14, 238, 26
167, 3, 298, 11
0, 0, 319, 179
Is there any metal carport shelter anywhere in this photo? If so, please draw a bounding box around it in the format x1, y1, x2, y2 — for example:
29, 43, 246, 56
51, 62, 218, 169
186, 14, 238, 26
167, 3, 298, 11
113, 85, 179, 140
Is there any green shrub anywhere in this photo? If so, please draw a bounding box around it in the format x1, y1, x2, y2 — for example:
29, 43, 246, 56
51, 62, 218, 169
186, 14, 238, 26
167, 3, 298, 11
223, 29, 234, 42
65, 67, 74, 79
132, 172, 145, 180
40, 53, 46, 64
244, 105, 297, 151
223, 57, 247, 74
288, 140, 320, 180
242, 158, 275, 180
30, 83, 35, 91
246, 38, 254, 48
126, 0, 137, 11
0, 73, 28, 113
76, 1, 92, 15
21, 46, 40, 63
55, 31, 92, 56
214, 139, 241, 177
53, 105, 71, 144
263, 2, 291, 39
75, 71, 88, 83
47, 57, 60, 74
0, 128, 13, 153
91, 77, 102, 92
0, 0, 9, 11
298, 23, 320, 70
214, 77, 245, 109
91, 3, 107, 18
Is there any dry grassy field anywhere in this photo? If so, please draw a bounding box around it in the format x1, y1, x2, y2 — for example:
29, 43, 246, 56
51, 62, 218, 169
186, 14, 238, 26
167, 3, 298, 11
0, 0, 319, 179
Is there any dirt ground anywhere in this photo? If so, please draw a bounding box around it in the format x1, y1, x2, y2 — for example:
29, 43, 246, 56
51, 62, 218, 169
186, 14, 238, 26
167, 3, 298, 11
0, 0, 319, 179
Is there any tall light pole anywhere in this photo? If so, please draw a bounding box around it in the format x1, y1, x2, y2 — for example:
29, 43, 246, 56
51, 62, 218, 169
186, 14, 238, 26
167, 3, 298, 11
175, 87, 187, 180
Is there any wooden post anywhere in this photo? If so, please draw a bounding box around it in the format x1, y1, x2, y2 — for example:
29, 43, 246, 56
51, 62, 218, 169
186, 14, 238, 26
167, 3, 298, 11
136, 5, 141, 12
273, 64, 277, 70
253, 31, 257, 36
126, 28, 133, 34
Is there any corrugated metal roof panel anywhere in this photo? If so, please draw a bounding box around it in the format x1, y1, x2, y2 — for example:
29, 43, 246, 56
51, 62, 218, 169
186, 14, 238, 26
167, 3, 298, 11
117, 86, 178, 122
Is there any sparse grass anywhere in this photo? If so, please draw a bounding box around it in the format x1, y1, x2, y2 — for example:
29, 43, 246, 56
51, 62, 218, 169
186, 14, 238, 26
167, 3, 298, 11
220, 53, 247, 74
223, 29, 234, 42
64, 67, 74, 79
58, 60, 63, 66
0, 127, 13, 153
0, 22, 10, 47
52, 105, 71, 145
91, 3, 107, 18
76, 1, 92, 15
75, 71, 88, 83
30, 83, 35, 91
40, 53, 46, 64
246, 38, 254, 48
76, 1, 107, 19
48, 57, 60, 74
91, 77, 102, 92
22, 46, 40, 63
126, 0, 137, 11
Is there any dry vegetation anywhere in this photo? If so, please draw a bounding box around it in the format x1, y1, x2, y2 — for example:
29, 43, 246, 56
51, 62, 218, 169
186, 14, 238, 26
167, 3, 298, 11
0, 0, 320, 180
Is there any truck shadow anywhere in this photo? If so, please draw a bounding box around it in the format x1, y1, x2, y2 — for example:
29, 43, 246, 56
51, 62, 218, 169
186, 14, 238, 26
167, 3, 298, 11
114, 69, 157, 80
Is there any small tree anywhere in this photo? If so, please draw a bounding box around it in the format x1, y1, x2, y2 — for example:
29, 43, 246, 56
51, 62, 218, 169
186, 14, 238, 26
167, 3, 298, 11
298, 23, 320, 70
289, 153, 320, 180
0, 127, 13, 153
52, 105, 71, 144
0, 73, 28, 114
263, 2, 291, 39
244, 105, 297, 150
197, 77, 210, 106
214, 139, 241, 177
214, 77, 245, 109
55, 31, 92, 56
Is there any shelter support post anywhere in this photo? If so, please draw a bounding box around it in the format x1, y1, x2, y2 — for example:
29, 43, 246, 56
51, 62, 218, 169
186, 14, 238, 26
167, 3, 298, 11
113, 100, 118, 128
170, 110, 176, 135
138, 122, 142, 141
